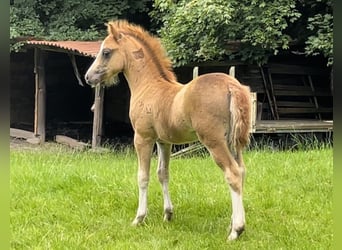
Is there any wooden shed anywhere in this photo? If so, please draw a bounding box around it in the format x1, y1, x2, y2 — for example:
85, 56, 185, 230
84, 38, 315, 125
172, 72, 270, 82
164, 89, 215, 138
10, 40, 133, 148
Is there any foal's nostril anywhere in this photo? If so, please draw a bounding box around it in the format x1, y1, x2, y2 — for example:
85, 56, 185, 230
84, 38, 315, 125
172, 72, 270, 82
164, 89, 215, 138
85, 74, 92, 85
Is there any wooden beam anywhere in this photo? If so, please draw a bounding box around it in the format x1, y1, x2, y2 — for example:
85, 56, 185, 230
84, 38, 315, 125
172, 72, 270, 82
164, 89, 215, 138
254, 120, 333, 133
92, 85, 105, 148
277, 107, 333, 114
266, 63, 329, 76
10, 128, 35, 139
260, 67, 276, 120
68, 53, 84, 86
10, 128, 41, 144
55, 135, 89, 150
273, 89, 331, 97
266, 69, 279, 119
171, 143, 204, 158
34, 48, 46, 143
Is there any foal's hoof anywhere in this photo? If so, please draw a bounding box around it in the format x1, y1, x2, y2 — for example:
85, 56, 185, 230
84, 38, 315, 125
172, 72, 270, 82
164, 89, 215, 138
163, 209, 173, 222
132, 216, 145, 226
227, 225, 245, 241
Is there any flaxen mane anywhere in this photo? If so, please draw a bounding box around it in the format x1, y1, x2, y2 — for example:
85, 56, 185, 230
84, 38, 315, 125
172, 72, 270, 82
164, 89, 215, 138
108, 20, 177, 82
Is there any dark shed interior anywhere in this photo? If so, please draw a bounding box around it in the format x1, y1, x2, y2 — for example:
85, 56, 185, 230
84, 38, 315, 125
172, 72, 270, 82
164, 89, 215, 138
10, 49, 133, 144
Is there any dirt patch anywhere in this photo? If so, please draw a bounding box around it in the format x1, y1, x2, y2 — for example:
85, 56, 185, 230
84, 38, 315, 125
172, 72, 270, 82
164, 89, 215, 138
10, 138, 39, 150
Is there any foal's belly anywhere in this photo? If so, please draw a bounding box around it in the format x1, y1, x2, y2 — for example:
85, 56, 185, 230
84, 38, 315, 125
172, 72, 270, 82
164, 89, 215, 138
157, 129, 198, 145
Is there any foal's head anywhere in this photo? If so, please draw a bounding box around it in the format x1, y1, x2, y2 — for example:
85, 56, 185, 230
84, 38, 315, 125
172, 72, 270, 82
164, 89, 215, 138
85, 22, 127, 87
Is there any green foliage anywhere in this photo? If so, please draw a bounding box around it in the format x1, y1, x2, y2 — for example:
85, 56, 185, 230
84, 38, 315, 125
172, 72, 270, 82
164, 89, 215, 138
235, 0, 305, 65
151, 0, 301, 66
10, 0, 150, 51
305, 13, 333, 65
151, 0, 333, 66
10, 0, 45, 51
152, 0, 236, 65
10, 0, 333, 65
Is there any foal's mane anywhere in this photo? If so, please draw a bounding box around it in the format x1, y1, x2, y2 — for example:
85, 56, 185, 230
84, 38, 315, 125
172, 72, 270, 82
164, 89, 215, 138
108, 20, 177, 82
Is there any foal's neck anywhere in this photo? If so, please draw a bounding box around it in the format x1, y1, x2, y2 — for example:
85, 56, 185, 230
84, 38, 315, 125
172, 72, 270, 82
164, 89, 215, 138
123, 54, 180, 94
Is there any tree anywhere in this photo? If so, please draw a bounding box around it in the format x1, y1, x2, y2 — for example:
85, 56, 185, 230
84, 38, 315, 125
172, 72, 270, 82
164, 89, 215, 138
10, 0, 151, 51
303, 0, 333, 66
150, 0, 333, 66
11, 0, 333, 66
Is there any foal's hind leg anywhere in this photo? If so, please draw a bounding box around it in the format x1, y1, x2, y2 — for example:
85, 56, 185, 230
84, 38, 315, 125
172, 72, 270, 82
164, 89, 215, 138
156, 142, 173, 221
200, 137, 245, 241
228, 147, 246, 241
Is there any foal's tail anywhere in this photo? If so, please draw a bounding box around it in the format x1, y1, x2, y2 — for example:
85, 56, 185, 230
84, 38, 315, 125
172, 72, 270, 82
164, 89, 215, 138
228, 84, 252, 151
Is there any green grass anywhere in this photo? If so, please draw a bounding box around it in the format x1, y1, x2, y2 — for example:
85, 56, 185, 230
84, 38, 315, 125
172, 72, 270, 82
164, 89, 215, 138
10, 144, 333, 249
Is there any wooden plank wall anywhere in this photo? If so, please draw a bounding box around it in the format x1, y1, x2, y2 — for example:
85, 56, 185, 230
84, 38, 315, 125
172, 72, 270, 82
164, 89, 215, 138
236, 64, 332, 121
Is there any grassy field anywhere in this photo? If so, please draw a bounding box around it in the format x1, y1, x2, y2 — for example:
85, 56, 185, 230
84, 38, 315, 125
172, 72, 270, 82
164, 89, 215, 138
10, 143, 333, 249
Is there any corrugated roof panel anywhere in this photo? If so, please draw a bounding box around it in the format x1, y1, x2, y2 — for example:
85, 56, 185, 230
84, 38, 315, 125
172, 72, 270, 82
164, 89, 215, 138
26, 40, 103, 58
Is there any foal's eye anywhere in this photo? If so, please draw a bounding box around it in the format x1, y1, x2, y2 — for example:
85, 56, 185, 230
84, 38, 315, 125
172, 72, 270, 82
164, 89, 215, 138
102, 49, 112, 59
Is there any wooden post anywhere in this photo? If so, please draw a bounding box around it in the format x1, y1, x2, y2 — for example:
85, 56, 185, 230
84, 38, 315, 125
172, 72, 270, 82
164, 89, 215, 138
193, 66, 199, 79
92, 85, 105, 148
34, 48, 46, 143
229, 66, 235, 77
250, 92, 257, 133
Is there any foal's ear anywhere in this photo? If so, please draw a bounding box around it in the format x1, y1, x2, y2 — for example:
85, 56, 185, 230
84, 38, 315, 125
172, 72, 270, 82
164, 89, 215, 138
106, 22, 124, 41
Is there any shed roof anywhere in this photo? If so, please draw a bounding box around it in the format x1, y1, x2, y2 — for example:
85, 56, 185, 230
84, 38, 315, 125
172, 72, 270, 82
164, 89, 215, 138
26, 40, 102, 58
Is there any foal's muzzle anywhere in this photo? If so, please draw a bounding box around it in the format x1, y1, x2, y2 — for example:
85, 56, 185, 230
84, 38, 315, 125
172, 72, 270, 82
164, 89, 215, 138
84, 72, 102, 86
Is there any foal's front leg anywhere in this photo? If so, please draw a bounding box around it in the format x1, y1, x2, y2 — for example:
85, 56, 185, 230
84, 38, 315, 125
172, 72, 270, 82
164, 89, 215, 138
156, 142, 173, 221
132, 134, 154, 225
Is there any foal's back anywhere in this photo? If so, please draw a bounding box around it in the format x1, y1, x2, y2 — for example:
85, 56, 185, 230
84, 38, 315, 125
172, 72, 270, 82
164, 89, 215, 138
183, 73, 251, 148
